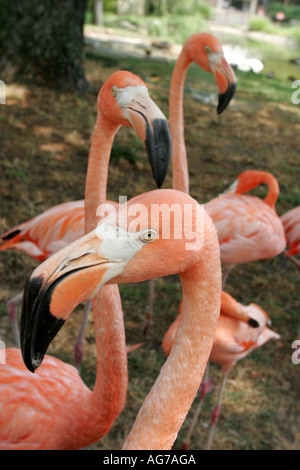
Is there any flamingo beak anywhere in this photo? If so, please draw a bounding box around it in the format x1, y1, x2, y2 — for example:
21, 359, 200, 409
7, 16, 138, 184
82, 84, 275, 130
126, 97, 171, 188
210, 55, 236, 115
20, 228, 131, 373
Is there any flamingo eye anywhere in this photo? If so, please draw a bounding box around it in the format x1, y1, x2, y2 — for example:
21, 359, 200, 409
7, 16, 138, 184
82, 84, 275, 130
140, 229, 157, 243
204, 45, 211, 54
111, 86, 118, 97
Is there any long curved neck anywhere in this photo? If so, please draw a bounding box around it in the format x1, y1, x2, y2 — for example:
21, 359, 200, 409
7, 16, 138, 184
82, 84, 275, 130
85, 113, 120, 232
169, 49, 192, 194
261, 172, 279, 208
220, 291, 241, 317
122, 213, 222, 450
82, 111, 127, 442
239, 172, 279, 210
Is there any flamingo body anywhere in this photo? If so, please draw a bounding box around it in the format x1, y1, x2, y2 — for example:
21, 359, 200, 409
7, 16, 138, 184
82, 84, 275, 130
205, 171, 286, 267
163, 292, 280, 367
205, 194, 286, 265
0, 349, 92, 450
0, 201, 85, 262
281, 206, 300, 256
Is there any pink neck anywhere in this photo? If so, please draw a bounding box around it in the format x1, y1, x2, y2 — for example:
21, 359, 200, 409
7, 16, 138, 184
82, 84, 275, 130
238, 172, 279, 209
169, 50, 192, 194
261, 173, 279, 208
122, 213, 221, 449
84, 113, 120, 232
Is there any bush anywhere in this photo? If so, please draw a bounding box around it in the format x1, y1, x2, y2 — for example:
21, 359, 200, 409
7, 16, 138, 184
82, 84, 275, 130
248, 16, 273, 32
267, 3, 300, 22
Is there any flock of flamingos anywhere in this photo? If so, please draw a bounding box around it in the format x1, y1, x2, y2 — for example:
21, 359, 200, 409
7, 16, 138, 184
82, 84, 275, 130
0, 32, 299, 450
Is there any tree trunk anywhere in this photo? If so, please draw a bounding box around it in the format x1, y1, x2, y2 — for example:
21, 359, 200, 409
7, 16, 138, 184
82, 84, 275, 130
0, 0, 88, 90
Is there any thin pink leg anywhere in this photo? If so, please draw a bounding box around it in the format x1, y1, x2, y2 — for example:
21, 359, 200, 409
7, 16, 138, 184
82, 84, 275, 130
206, 370, 229, 450
181, 364, 213, 449
222, 264, 234, 289
6, 292, 23, 348
141, 278, 156, 336
74, 300, 91, 371
287, 255, 300, 270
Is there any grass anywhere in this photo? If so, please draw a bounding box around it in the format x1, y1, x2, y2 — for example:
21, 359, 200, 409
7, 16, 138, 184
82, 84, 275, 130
0, 42, 300, 450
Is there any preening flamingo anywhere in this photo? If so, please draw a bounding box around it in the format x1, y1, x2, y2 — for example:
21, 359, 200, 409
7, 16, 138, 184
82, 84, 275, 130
162, 290, 280, 450
281, 206, 300, 270
0, 71, 171, 365
205, 170, 286, 287
19, 189, 222, 450
143, 32, 236, 334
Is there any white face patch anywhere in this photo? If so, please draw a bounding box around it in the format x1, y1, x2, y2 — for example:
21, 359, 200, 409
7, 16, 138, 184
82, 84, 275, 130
95, 222, 157, 288
207, 51, 223, 70
113, 85, 149, 110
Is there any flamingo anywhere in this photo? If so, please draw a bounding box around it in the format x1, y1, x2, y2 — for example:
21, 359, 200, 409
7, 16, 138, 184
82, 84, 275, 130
162, 290, 280, 450
1, 70, 171, 447
17, 188, 222, 450
0, 71, 171, 363
142, 32, 237, 334
205, 170, 287, 287
281, 206, 300, 270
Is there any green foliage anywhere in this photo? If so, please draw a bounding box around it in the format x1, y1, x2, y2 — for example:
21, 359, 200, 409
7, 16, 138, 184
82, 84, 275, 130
248, 16, 277, 32
146, 0, 212, 17
267, 2, 300, 21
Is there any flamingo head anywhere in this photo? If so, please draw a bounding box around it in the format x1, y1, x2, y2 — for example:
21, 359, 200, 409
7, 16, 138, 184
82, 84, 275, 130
21, 189, 205, 372
98, 71, 171, 188
185, 33, 236, 114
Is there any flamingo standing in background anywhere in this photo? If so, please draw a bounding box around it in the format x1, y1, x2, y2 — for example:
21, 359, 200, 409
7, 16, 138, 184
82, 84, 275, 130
0, 72, 171, 366
162, 290, 280, 450
281, 206, 300, 270
142, 32, 237, 334
205, 170, 286, 287
0, 200, 85, 348
17, 189, 222, 450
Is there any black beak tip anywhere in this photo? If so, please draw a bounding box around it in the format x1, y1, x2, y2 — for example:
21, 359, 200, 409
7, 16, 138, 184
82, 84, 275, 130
217, 82, 237, 115
248, 318, 260, 328
20, 273, 66, 373
146, 118, 171, 188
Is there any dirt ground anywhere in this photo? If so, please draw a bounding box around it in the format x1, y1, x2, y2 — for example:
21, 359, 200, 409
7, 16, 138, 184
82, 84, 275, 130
0, 41, 299, 450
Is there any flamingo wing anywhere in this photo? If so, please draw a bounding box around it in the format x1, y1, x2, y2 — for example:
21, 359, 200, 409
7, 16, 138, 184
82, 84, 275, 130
0, 349, 88, 450
205, 195, 286, 265
0, 201, 85, 261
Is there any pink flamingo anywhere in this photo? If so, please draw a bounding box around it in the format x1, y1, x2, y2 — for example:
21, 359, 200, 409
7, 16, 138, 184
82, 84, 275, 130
143, 32, 236, 334
205, 170, 286, 287
0, 71, 171, 362
17, 188, 222, 450
162, 290, 280, 450
281, 206, 300, 270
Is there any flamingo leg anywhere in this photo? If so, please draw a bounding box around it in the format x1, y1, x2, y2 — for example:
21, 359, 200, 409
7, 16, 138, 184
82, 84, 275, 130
141, 278, 156, 336
222, 264, 234, 288
181, 364, 211, 450
6, 292, 23, 348
287, 255, 300, 270
206, 369, 229, 450
74, 300, 92, 371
